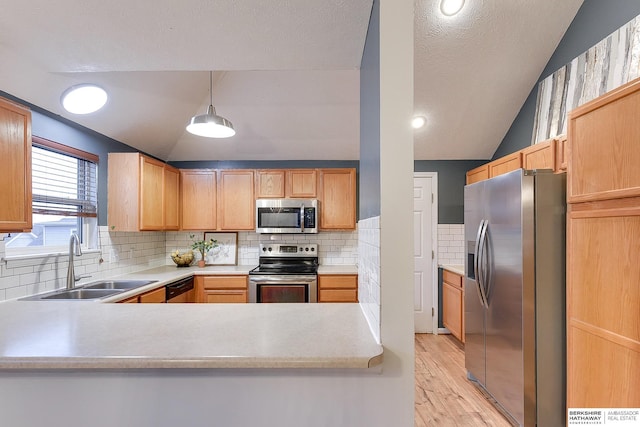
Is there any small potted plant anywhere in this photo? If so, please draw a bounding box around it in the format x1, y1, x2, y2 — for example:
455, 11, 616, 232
190, 234, 218, 267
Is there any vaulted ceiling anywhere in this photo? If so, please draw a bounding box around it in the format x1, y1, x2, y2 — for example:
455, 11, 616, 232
0, 0, 583, 161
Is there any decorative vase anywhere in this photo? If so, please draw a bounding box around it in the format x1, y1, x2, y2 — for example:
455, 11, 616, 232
197, 259, 206, 268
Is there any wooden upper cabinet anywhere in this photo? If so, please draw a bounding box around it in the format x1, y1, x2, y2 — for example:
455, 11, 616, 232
521, 138, 556, 171
318, 168, 356, 230
139, 156, 165, 230
488, 152, 522, 178
217, 170, 255, 230
163, 165, 180, 230
255, 170, 285, 198
568, 79, 640, 203
0, 97, 32, 232
108, 153, 179, 231
466, 164, 489, 185
287, 169, 317, 198
180, 169, 216, 230
554, 134, 567, 172
255, 169, 317, 198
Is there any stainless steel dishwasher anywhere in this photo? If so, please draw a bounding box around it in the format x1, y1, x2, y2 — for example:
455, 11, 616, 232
165, 276, 195, 303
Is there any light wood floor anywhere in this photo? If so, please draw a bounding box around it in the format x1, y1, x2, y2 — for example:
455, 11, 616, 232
415, 333, 515, 427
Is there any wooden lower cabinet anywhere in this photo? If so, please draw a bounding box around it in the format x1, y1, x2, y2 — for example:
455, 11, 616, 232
139, 287, 166, 303
318, 274, 358, 303
196, 275, 248, 303
442, 269, 464, 343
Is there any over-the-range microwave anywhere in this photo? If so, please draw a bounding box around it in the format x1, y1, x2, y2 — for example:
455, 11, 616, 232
255, 199, 318, 234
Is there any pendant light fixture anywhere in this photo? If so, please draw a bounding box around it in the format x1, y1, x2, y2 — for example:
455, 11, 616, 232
186, 71, 235, 138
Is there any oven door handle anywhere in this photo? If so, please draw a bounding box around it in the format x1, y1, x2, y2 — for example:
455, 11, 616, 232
250, 276, 316, 283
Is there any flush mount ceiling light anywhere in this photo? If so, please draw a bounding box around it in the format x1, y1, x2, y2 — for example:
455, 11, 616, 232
440, 0, 465, 16
61, 84, 108, 114
412, 116, 427, 129
186, 71, 235, 138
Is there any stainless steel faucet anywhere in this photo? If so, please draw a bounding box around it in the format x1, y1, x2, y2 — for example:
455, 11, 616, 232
66, 232, 88, 289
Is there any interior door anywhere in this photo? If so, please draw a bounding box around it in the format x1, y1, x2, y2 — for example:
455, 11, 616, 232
414, 173, 437, 333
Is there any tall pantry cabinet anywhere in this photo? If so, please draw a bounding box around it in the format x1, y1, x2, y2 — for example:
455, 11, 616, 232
567, 78, 640, 408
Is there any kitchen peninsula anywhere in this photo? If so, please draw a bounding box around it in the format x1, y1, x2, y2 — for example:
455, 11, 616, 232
0, 266, 381, 369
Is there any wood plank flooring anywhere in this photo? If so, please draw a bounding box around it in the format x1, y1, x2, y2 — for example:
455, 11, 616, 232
415, 333, 515, 427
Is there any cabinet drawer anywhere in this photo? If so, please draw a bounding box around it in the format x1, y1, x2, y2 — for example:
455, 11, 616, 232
202, 276, 247, 290
319, 289, 358, 303
318, 274, 357, 289
442, 270, 462, 288
204, 290, 247, 303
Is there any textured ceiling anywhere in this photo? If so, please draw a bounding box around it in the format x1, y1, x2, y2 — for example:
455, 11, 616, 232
0, 0, 582, 161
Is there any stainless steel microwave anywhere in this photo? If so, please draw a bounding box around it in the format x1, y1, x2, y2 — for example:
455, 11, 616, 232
256, 199, 318, 234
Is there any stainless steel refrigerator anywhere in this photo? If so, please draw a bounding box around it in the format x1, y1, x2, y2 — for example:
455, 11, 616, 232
464, 169, 566, 427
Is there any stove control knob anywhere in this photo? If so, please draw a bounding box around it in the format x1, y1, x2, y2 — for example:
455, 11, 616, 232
267, 247, 272, 252
305, 247, 309, 252
299, 247, 303, 251
311, 247, 315, 252
262, 247, 267, 252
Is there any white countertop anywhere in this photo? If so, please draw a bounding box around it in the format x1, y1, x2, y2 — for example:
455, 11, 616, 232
439, 264, 464, 276
317, 265, 358, 274
0, 265, 380, 370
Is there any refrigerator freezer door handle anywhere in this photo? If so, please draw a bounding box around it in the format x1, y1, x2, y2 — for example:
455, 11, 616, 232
474, 220, 489, 308
479, 220, 490, 308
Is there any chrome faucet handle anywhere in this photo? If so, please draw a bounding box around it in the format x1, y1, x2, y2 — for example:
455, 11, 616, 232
75, 273, 92, 282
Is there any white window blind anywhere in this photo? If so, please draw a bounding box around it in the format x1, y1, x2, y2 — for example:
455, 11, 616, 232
31, 138, 98, 218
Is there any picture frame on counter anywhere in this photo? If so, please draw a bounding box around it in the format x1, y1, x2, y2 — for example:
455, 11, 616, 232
203, 232, 238, 265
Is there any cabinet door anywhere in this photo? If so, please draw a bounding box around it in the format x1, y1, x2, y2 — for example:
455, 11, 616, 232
180, 170, 216, 230
488, 152, 522, 178
139, 156, 165, 230
442, 281, 462, 341
567, 199, 640, 408
287, 169, 317, 198
568, 83, 640, 202
466, 164, 488, 185
255, 170, 285, 198
318, 168, 356, 230
554, 134, 567, 172
139, 287, 166, 303
163, 165, 180, 230
521, 138, 555, 171
0, 97, 32, 232
218, 170, 255, 230
107, 153, 141, 232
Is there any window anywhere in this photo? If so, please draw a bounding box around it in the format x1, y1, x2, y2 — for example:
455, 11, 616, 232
5, 137, 98, 254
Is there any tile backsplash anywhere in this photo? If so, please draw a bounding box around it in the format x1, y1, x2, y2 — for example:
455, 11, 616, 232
358, 216, 380, 343
437, 224, 465, 265
0, 227, 357, 301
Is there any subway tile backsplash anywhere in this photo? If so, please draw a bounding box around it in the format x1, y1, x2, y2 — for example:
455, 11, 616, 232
358, 216, 380, 343
437, 224, 465, 265
0, 227, 357, 301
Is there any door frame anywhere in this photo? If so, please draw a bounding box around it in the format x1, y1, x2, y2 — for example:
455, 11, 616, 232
414, 172, 439, 334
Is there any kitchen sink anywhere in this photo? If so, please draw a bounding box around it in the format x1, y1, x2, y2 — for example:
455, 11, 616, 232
83, 280, 157, 290
20, 279, 158, 301
39, 288, 124, 300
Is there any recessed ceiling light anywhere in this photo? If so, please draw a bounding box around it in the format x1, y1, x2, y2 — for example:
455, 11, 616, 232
61, 84, 108, 114
440, 0, 465, 16
412, 116, 427, 129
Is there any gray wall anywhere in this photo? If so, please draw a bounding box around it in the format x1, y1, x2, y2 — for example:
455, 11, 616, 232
493, 0, 640, 159
0, 90, 137, 226
414, 160, 486, 224
358, 0, 381, 219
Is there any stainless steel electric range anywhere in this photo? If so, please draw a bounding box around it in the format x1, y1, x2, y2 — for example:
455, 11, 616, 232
248, 243, 318, 303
